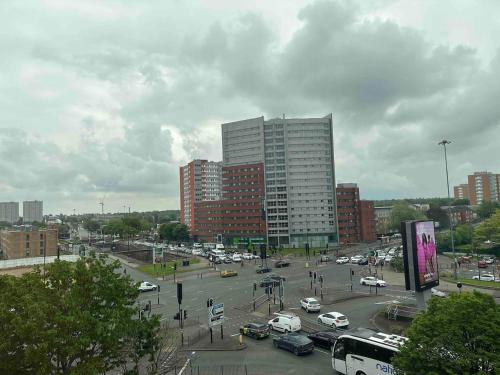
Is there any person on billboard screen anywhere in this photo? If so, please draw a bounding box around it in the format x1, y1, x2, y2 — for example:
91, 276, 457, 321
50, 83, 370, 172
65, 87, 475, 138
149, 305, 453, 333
415, 221, 438, 287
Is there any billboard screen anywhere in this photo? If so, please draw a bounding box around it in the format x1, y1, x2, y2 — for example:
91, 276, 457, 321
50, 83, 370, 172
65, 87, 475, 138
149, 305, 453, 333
414, 221, 439, 291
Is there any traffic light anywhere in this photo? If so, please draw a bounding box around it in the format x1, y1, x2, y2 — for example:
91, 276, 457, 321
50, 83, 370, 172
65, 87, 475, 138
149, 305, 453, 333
173, 263, 177, 271
260, 244, 266, 259
177, 283, 183, 305
173, 312, 180, 320
253, 282, 257, 291
309, 270, 312, 277
184, 310, 187, 320
305, 243, 310, 253
319, 275, 324, 283
207, 298, 214, 307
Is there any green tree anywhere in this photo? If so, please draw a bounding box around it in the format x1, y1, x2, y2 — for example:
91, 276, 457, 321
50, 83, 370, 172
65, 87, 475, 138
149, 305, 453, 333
159, 223, 189, 242
57, 223, 70, 237
425, 206, 449, 229
0, 254, 161, 375
476, 201, 500, 219
393, 291, 500, 375
452, 198, 470, 206
455, 224, 473, 245
389, 202, 426, 230
474, 209, 500, 244
83, 218, 100, 233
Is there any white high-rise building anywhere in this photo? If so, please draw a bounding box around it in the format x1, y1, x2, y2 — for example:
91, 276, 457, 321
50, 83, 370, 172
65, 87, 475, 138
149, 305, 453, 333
221, 115, 338, 247
23, 200, 43, 223
0, 202, 19, 224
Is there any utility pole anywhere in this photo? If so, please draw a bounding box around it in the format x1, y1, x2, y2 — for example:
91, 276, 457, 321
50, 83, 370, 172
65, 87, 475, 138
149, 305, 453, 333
438, 140, 457, 279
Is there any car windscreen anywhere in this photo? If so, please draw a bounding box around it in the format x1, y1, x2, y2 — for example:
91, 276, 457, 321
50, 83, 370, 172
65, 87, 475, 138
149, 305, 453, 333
338, 315, 347, 320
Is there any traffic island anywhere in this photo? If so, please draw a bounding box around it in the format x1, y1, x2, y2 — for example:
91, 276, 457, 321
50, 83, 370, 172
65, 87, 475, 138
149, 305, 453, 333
181, 331, 247, 351
370, 309, 412, 335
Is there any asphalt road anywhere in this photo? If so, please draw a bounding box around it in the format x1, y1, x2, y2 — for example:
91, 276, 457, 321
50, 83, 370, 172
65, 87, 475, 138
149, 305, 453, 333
124, 255, 413, 374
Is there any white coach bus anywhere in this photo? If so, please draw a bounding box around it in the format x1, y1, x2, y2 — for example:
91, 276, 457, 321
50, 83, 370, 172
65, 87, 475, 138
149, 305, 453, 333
332, 328, 407, 375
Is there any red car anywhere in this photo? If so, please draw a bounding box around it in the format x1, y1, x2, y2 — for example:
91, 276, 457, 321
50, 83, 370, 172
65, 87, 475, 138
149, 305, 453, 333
478, 260, 488, 268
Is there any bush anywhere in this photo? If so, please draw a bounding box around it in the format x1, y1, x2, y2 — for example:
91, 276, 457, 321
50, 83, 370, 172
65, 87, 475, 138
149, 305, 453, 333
390, 257, 404, 273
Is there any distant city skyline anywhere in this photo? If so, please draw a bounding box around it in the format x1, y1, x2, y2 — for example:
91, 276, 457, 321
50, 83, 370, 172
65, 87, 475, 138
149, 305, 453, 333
1, 0, 500, 214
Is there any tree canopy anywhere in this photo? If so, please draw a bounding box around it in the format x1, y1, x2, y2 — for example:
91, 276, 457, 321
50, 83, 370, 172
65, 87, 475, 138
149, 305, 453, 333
0, 254, 161, 375
394, 291, 500, 375
474, 208, 500, 244
476, 201, 500, 219
425, 206, 449, 229
389, 202, 427, 230
158, 223, 189, 242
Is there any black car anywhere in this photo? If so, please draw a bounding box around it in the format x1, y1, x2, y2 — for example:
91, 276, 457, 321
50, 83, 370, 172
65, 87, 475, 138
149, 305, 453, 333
307, 331, 341, 350
358, 257, 368, 265
259, 274, 286, 287
274, 260, 290, 268
239, 322, 270, 339
256, 266, 272, 274
223, 257, 232, 264
273, 333, 314, 356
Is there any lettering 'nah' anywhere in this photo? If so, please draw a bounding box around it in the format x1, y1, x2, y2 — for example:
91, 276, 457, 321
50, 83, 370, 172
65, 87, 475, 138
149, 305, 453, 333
376, 363, 395, 374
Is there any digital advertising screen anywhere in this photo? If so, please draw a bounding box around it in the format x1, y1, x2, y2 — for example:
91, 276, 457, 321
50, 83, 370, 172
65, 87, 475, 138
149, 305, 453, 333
414, 221, 439, 290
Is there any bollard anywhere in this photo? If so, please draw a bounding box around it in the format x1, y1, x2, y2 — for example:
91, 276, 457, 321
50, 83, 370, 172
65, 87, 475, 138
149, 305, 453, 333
305, 262, 309, 268
239, 334, 243, 345
314, 287, 317, 296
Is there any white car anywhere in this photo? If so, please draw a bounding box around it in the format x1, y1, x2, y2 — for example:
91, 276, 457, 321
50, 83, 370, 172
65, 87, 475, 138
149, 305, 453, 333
317, 312, 349, 328
243, 253, 253, 260
138, 281, 157, 292
384, 255, 394, 263
484, 257, 496, 265
431, 288, 446, 298
300, 297, 321, 313
191, 249, 202, 255
268, 313, 301, 333
232, 253, 242, 262
360, 277, 387, 287
472, 274, 499, 282
336, 257, 350, 264
350, 255, 363, 264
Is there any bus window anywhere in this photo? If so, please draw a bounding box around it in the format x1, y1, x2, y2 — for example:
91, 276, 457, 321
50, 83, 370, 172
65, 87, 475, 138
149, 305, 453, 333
333, 338, 346, 360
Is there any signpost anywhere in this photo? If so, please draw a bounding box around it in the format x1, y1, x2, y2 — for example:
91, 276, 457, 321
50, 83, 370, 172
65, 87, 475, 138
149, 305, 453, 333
207, 298, 224, 342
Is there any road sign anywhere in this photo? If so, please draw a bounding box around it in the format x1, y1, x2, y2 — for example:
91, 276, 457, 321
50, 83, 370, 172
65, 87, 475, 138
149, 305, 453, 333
208, 302, 224, 327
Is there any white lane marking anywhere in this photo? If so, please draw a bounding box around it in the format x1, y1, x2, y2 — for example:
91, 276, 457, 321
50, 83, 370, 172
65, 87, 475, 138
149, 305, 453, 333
178, 356, 192, 374
230, 333, 240, 337
315, 348, 330, 355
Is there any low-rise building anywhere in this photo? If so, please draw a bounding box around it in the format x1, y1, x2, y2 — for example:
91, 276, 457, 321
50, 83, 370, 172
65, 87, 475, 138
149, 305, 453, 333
374, 206, 393, 235
0, 225, 58, 260
440, 205, 476, 226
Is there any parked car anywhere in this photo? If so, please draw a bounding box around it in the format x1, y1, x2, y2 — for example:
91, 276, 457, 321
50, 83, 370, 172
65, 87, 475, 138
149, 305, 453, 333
272, 333, 314, 356
431, 288, 446, 298
223, 257, 233, 264
220, 270, 238, 278
336, 257, 350, 264
300, 297, 321, 313
320, 255, 331, 262
360, 276, 387, 287
268, 313, 301, 333
232, 253, 242, 262
239, 322, 270, 339
317, 311, 349, 328
243, 253, 253, 260
275, 260, 290, 268
260, 274, 286, 287
350, 255, 363, 264
472, 273, 499, 282
358, 257, 369, 265
307, 331, 341, 350
256, 266, 272, 274
191, 249, 202, 256
138, 281, 157, 292
484, 257, 496, 264
478, 260, 488, 268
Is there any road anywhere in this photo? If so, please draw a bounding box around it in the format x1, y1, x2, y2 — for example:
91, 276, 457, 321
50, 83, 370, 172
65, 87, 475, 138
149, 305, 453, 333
124, 255, 413, 374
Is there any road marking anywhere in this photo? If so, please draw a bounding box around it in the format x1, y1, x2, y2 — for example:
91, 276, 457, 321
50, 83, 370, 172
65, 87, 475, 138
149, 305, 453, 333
315, 348, 330, 355
230, 333, 240, 337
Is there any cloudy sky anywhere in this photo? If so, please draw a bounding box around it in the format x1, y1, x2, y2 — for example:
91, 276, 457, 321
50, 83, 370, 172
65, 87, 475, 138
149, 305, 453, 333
1, 0, 500, 215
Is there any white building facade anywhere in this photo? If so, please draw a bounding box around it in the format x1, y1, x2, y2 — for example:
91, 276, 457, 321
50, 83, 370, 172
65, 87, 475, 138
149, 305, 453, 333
0, 202, 19, 224
23, 200, 43, 223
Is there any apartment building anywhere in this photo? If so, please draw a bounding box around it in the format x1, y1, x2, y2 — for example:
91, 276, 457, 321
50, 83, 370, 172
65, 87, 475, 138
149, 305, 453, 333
0, 225, 58, 260
454, 172, 500, 205
374, 206, 393, 235
221, 115, 337, 248
0, 202, 19, 224
23, 200, 43, 223
359, 200, 377, 242
192, 163, 266, 245
336, 183, 361, 244
179, 160, 222, 229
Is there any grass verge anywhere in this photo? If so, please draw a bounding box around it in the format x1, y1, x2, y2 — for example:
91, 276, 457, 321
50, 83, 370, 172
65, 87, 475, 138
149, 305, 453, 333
441, 276, 500, 289
137, 258, 201, 277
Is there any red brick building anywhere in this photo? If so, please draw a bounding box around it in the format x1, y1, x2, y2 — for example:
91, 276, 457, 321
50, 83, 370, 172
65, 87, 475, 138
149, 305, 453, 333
192, 163, 266, 245
359, 200, 376, 242
336, 183, 376, 244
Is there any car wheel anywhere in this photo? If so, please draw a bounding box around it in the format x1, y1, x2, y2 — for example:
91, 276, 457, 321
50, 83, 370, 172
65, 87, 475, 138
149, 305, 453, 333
356, 372, 367, 375
317, 318, 322, 324
284, 329, 289, 334
376, 283, 380, 287
362, 281, 366, 286
273, 340, 279, 348
294, 348, 299, 356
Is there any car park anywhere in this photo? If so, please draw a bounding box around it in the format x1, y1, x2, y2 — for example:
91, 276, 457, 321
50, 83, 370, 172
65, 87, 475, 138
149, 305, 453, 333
336, 257, 350, 264
272, 333, 314, 356
220, 270, 238, 278
256, 266, 272, 274
274, 260, 290, 268
360, 276, 387, 287
317, 311, 349, 328
138, 281, 157, 292
260, 274, 286, 287
300, 297, 321, 313
307, 331, 341, 350
239, 322, 270, 339
268, 313, 301, 333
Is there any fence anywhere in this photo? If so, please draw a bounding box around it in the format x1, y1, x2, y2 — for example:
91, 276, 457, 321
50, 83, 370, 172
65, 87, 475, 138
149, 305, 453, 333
0, 255, 80, 269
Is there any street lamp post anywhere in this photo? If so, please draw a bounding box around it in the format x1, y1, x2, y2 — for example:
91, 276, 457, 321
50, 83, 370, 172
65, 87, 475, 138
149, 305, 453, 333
438, 140, 457, 279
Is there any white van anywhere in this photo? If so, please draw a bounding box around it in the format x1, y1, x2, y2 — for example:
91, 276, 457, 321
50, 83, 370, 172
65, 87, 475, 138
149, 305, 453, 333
216, 243, 225, 250
268, 312, 301, 333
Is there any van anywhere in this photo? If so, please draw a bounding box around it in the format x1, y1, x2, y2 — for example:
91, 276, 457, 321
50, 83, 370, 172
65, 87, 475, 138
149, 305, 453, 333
268, 312, 301, 333
216, 243, 225, 250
